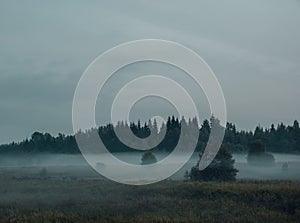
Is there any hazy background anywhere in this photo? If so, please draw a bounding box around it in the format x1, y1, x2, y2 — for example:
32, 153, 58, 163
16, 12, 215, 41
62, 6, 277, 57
0, 0, 300, 144
0, 153, 299, 181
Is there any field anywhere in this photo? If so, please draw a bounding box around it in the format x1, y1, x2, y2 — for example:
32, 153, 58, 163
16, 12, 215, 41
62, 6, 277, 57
0, 166, 299, 223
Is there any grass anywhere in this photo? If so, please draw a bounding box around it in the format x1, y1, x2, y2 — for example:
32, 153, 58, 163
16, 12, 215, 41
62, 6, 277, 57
0, 172, 299, 223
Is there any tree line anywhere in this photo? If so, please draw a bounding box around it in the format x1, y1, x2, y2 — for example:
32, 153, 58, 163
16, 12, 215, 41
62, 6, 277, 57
0, 116, 299, 154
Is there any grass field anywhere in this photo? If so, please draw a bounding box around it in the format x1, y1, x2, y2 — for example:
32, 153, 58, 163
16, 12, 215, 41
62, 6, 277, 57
0, 167, 299, 223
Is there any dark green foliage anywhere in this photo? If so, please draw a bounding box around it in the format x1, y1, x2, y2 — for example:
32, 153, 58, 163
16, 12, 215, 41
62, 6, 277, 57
247, 140, 275, 166
0, 117, 299, 154
248, 140, 266, 154
190, 145, 238, 181
141, 151, 157, 165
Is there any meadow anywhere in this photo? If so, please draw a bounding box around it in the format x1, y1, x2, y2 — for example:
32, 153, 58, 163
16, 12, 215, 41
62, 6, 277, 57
0, 166, 299, 223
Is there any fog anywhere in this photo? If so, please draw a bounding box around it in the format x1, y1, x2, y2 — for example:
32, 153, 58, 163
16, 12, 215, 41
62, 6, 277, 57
0, 152, 299, 181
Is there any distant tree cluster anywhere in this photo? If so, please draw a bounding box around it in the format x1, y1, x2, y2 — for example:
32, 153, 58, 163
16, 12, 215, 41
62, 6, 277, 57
0, 117, 299, 154
224, 120, 300, 153
0, 132, 79, 154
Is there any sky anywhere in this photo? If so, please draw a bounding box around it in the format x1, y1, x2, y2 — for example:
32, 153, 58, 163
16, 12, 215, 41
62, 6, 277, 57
0, 0, 300, 144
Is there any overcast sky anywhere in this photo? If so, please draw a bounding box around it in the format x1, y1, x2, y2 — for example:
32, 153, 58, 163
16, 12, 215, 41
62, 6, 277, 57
0, 0, 300, 144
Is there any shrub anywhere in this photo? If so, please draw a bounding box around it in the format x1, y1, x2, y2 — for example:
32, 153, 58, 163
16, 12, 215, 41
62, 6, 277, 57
141, 151, 157, 165
190, 144, 238, 181
39, 167, 48, 178
247, 140, 275, 166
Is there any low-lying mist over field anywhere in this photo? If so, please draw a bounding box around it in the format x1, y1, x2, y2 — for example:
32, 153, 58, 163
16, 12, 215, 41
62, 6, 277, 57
0, 152, 299, 181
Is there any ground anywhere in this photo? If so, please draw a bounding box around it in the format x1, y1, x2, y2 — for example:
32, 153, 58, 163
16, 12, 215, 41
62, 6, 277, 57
0, 166, 299, 223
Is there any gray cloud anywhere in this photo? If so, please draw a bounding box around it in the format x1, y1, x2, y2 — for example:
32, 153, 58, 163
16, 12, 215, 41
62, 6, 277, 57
0, 0, 300, 143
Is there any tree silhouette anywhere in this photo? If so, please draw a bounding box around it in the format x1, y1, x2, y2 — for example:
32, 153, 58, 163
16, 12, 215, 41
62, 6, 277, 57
247, 140, 275, 166
141, 151, 157, 165
190, 144, 238, 181
0, 117, 299, 155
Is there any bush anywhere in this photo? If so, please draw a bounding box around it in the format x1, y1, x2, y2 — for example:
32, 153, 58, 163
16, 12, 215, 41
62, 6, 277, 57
247, 140, 275, 166
190, 144, 238, 181
39, 167, 48, 178
141, 151, 157, 165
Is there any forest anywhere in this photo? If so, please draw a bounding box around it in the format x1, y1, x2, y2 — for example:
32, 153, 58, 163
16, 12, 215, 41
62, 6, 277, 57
0, 116, 299, 154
